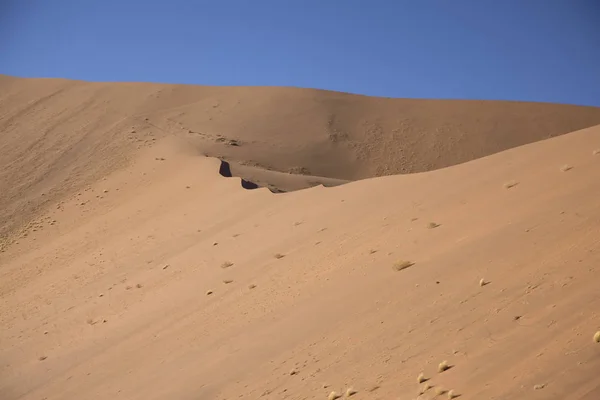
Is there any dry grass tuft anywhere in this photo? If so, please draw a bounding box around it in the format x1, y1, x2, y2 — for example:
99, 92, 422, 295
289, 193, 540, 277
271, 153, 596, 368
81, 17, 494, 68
435, 387, 447, 395
479, 278, 488, 287
560, 164, 573, 172
593, 149, 600, 155
419, 383, 431, 394
248, 284, 257, 289
533, 384, 546, 390
221, 261, 233, 269
427, 222, 441, 229
447, 389, 458, 399
345, 387, 357, 397
594, 331, 600, 343
274, 253, 285, 259
438, 360, 451, 373
417, 372, 428, 383
328, 391, 341, 400
393, 260, 415, 272
504, 181, 519, 189
222, 279, 233, 284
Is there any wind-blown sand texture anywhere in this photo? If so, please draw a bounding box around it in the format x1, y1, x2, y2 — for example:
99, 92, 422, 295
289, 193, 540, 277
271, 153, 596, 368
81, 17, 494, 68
1, 75, 600, 399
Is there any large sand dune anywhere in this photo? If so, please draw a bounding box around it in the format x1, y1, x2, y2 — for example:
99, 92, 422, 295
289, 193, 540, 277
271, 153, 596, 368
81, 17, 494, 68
2, 74, 600, 241
1, 76, 600, 399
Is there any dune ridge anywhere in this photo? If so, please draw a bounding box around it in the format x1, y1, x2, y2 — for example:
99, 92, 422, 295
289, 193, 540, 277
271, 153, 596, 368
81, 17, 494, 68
2, 74, 600, 241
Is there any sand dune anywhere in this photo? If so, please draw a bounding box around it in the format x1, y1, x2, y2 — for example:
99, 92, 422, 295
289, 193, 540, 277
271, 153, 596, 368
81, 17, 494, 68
2, 74, 600, 241
1, 76, 600, 399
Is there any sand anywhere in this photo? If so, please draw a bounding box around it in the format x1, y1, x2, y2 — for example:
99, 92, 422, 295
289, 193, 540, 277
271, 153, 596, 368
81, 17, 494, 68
1, 75, 600, 399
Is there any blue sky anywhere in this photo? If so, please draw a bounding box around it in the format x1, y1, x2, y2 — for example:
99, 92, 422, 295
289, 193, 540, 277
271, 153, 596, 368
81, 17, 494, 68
1, 1, 599, 106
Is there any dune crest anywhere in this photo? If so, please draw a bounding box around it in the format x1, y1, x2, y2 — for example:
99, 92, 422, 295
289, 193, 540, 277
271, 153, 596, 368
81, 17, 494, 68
2, 75, 600, 240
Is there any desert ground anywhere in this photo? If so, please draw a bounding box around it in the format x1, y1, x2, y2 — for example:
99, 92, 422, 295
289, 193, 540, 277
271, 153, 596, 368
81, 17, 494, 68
1, 75, 600, 399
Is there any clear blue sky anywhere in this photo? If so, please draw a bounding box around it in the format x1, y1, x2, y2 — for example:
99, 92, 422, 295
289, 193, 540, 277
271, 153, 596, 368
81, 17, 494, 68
1, 1, 599, 106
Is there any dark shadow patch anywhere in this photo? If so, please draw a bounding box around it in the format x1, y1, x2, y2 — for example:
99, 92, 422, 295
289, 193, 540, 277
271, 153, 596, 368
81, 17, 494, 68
219, 159, 281, 193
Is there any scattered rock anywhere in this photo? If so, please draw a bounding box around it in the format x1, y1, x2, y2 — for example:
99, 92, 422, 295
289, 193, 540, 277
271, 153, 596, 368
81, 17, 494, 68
248, 284, 257, 289
162, 264, 170, 270
534, 384, 546, 390
438, 360, 451, 373
393, 260, 415, 271
328, 391, 341, 400
206, 290, 213, 296
136, 283, 143, 289
274, 253, 285, 259
289, 369, 298, 376
560, 164, 573, 172
38, 356, 47, 361
223, 279, 233, 284
221, 261, 233, 269
427, 222, 440, 229
594, 331, 600, 343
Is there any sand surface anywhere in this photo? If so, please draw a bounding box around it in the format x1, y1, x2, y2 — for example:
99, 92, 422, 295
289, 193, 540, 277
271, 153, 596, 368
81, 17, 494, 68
1, 76, 600, 399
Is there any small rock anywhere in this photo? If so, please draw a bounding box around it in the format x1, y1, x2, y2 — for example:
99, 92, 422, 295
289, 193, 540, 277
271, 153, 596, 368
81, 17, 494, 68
328, 391, 341, 400
38, 356, 47, 361
534, 384, 546, 390
206, 290, 213, 295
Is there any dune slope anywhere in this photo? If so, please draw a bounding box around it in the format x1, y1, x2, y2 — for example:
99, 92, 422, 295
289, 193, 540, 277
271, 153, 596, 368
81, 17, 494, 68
2, 75, 600, 241
1, 114, 600, 400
